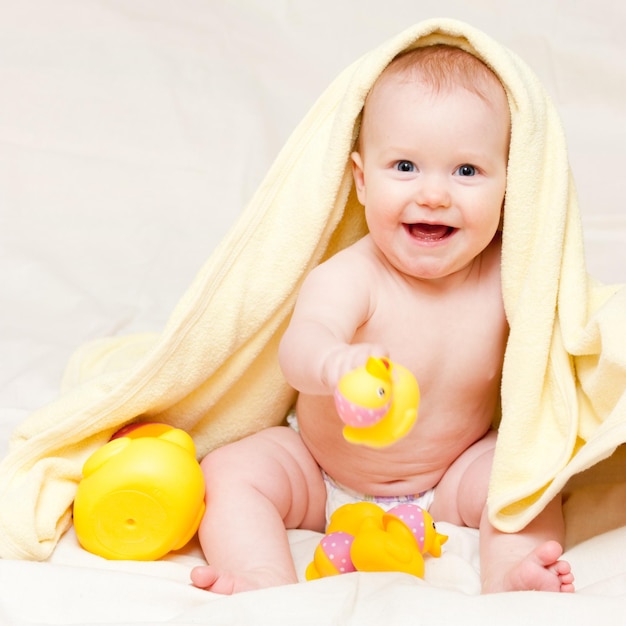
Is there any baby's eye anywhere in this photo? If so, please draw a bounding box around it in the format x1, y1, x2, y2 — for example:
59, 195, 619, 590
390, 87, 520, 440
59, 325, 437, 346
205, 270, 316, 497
395, 160, 415, 173
456, 164, 477, 177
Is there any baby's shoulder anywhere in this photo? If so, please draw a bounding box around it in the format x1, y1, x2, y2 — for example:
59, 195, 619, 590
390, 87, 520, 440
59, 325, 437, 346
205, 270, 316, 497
300, 237, 384, 304
312, 235, 379, 275
297, 237, 380, 312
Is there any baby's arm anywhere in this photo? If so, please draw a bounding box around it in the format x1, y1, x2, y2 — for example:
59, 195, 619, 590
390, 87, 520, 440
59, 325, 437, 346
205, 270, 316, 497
279, 247, 387, 395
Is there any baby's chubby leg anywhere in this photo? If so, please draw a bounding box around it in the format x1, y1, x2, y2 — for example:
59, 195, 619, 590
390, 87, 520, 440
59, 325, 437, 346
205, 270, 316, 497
190, 426, 326, 594
430, 431, 574, 593
478, 495, 574, 593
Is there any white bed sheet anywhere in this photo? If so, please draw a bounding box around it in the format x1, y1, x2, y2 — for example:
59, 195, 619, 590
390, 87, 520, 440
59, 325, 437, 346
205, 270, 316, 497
1, 1, 625, 624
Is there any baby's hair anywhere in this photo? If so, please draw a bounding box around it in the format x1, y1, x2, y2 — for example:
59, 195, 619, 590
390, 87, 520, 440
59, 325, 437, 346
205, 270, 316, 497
353, 43, 509, 150
382, 43, 504, 104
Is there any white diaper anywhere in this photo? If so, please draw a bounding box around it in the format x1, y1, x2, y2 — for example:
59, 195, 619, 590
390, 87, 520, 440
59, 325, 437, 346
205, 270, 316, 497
286, 408, 300, 432
322, 471, 435, 525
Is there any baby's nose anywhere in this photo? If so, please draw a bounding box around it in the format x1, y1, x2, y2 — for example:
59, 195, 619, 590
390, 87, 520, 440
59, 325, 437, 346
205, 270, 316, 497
414, 175, 450, 209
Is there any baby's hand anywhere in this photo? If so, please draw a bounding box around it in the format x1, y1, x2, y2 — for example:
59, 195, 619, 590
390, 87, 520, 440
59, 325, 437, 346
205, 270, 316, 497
321, 343, 388, 391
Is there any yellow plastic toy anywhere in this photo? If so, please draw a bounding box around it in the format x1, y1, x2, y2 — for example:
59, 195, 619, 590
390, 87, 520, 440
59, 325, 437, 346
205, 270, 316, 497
306, 502, 447, 581
334, 357, 419, 447
73, 423, 206, 561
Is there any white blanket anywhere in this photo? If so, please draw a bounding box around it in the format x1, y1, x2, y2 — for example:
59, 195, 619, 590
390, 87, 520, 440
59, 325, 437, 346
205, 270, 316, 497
1, 1, 625, 623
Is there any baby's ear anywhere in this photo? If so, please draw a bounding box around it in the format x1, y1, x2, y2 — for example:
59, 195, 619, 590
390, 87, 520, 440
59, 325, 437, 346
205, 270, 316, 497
350, 151, 366, 204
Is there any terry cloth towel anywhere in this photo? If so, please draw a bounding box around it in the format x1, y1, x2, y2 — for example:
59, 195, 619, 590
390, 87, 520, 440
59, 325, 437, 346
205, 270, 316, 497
0, 18, 625, 560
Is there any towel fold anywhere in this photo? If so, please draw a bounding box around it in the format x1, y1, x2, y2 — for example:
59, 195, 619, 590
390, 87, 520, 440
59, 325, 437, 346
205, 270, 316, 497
0, 18, 624, 560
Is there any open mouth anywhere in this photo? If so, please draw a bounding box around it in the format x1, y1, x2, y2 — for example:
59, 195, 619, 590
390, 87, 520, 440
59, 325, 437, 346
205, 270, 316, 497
405, 223, 456, 242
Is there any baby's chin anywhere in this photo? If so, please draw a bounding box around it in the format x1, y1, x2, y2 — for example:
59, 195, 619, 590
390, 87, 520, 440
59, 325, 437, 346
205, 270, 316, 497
389, 254, 478, 284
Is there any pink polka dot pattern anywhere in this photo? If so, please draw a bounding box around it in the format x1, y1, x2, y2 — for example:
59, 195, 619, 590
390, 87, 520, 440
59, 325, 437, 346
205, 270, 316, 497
333, 388, 390, 427
386, 504, 426, 551
320, 531, 356, 573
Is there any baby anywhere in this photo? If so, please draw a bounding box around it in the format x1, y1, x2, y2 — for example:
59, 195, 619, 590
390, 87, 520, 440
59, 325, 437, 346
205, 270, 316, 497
190, 44, 575, 594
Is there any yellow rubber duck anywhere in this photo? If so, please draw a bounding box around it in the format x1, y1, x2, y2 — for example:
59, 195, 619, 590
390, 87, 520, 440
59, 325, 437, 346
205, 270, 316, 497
326, 501, 386, 535
305, 502, 447, 581
384, 503, 448, 558
305, 531, 356, 580
350, 514, 425, 578
334, 357, 419, 447
73, 423, 205, 561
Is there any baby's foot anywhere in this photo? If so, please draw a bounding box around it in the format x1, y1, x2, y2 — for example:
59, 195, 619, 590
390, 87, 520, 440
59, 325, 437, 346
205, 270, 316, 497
485, 541, 575, 593
190, 564, 295, 595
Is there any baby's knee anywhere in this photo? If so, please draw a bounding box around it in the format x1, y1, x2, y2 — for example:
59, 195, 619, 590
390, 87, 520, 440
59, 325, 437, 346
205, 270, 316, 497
199, 426, 325, 530
456, 447, 495, 527
434, 432, 497, 526
199, 426, 315, 489
199, 429, 278, 484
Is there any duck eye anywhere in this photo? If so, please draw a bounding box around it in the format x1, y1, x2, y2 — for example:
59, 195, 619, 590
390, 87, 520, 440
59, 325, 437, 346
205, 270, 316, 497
377, 387, 386, 398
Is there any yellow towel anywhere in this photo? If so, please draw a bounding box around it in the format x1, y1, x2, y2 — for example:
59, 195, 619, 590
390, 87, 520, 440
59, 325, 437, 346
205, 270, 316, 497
0, 18, 624, 560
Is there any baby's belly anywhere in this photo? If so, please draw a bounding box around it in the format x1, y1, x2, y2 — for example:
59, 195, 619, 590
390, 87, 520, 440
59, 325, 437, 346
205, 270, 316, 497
297, 395, 491, 497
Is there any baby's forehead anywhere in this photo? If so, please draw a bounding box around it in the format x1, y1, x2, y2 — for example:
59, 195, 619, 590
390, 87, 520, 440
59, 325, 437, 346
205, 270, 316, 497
364, 72, 503, 120
360, 51, 510, 137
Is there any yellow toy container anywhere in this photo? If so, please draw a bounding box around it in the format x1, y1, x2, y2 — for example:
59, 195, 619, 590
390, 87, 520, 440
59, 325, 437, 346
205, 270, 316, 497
73, 423, 206, 560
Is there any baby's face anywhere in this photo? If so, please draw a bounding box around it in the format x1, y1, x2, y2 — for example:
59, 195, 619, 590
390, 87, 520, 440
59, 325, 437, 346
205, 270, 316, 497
351, 72, 510, 282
